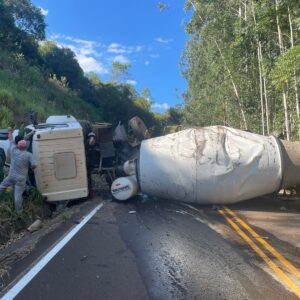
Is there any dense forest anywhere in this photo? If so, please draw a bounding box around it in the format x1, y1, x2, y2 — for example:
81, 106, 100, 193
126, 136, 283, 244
182, 0, 300, 140
0, 0, 183, 135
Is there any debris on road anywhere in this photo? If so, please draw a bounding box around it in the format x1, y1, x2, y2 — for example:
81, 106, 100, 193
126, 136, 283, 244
80, 255, 88, 261
27, 219, 42, 233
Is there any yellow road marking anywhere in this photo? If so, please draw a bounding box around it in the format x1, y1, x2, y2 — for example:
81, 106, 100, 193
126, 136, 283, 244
218, 209, 300, 298
224, 206, 300, 281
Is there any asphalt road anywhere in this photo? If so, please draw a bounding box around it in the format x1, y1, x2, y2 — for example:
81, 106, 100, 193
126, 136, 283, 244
4, 197, 298, 300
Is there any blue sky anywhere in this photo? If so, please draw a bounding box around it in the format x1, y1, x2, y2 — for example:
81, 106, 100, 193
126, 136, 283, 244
32, 0, 190, 112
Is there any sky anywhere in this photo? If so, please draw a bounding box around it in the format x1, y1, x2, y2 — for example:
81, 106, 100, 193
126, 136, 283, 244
32, 0, 190, 112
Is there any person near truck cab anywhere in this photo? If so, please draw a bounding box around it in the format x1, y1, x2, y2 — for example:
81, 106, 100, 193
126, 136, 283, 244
5, 130, 35, 166
0, 128, 37, 213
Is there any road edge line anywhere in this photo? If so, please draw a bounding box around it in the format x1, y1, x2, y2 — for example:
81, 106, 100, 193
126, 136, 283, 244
1, 202, 104, 300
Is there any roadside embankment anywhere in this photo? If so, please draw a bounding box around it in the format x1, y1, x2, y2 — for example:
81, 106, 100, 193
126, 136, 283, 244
0, 187, 51, 246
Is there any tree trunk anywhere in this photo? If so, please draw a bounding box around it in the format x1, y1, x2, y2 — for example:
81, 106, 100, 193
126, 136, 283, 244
215, 41, 248, 130
287, 3, 299, 118
275, 0, 290, 140
257, 46, 265, 135
294, 74, 299, 118
283, 87, 290, 141
251, 0, 269, 134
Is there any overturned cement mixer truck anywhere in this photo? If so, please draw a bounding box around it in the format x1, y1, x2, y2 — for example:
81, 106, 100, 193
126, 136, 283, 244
111, 126, 300, 204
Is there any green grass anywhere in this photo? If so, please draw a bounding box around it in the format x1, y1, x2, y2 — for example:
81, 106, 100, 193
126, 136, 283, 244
0, 186, 49, 244
0, 50, 106, 244
59, 209, 72, 221
0, 187, 44, 220
0, 50, 104, 126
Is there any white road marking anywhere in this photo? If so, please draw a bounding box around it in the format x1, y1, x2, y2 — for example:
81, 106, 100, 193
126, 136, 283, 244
1, 203, 104, 300
180, 203, 223, 233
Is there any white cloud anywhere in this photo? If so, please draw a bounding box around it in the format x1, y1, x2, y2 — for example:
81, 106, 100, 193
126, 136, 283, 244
49, 34, 171, 77
107, 43, 143, 54
126, 80, 137, 86
156, 37, 173, 44
150, 54, 160, 58
64, 37, 100, 56
151, 102, 170, 110
77, 55, 107, 73
107, 43, 127, 54
49, 33, 63, 40
113, 55, 130, 64
50, 34, 108, 74
39, 6, 49, 16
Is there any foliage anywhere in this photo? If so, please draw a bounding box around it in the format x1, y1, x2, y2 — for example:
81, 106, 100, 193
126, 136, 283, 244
111, 61, 131, 83
59, 209, 72, 221
0, 106, 13, 128
39, 41, 84, 89
182, 0, 300, 138
4, 0, 46, 40
0, 89, 14, 127
158, 2, 170, 11
0, 0, 46, 61
271, 45, 300, 89
0, 49, 101, 123
0, 186, 44, 222
167, 105, 184, 125
0, 89, 15, 107
86, 72, 102, 87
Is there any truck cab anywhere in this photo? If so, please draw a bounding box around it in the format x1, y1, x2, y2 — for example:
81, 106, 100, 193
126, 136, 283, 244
26, 115, 88, 202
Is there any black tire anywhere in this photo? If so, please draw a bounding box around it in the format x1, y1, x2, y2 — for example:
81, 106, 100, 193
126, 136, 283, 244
0, 148, 6, 181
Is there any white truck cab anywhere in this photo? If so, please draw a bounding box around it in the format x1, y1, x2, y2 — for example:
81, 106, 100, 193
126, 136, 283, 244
27, 116, 88, 202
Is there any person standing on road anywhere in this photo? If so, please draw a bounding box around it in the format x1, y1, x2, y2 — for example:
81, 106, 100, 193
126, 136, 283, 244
0, 127, 37, 213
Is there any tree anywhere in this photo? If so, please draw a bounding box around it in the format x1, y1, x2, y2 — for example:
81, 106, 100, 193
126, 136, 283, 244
271, 46, 300, 89
141, 88, 154, 107
167, 105, 184, 125
5, 0, 46, 40
86, 72, 102, 87
39, 41, 84, 89
181, 0, 300, 138
0, 1, 16, 50
111, 61, 131, 84
157, 2, 170, 11
0, 0, 46, 60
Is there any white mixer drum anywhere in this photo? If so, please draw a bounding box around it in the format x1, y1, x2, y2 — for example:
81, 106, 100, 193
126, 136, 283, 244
138, 126, 282, 204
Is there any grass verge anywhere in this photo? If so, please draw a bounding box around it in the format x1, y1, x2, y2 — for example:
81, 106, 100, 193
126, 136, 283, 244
0, 187, 51, 245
